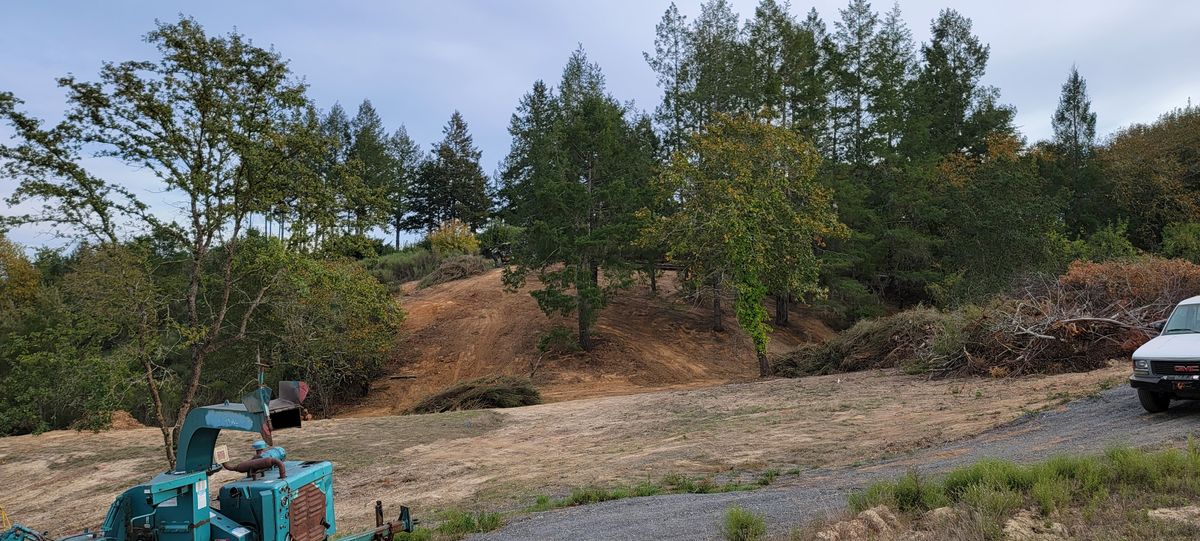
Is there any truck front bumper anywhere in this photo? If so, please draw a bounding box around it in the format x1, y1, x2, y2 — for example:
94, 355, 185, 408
1130, 374, 1200, 399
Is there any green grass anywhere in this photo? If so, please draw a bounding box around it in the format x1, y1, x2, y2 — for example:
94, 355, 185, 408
433, 509, 504, 539
720, 506, 767, 541
526, 473, 763, 512
844, 443, 1200, 540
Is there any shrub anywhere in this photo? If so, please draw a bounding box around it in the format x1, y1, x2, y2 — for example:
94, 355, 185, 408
409, 375, 540, 413
479, 220, 522, 263
417, 254, 491, 289
429, 219, 480, 256
537, 325, 581, 355
720, 506, 767, 541
360, 248, 440, 291
1162, 222, 1200, 263
1080, 221, 1139, 262
773, 306, 965, 376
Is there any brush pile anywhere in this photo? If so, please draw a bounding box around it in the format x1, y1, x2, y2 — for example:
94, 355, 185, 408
776, 258, 1200, 378
409, 375, 541, 413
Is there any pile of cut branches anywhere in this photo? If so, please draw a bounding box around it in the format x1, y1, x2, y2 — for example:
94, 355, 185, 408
777, 258, 1200, 378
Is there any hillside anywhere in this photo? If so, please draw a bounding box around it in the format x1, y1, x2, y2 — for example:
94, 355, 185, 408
346, 269, 834, 416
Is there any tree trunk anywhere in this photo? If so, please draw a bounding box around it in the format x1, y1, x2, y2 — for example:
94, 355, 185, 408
774, 294, 789, 326
757, 349, 771, 378
648, 264, 657, 294
578, 260, 594, 351
395, 226, 401, 250
712, 280, 725, 332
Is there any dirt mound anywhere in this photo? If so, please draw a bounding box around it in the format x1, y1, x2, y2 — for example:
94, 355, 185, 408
347, 269, 833, 416
108, 411, 145, 430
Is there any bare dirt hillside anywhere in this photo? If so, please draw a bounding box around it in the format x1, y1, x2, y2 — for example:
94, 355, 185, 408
348, 269, 835, 415
0, 364, 1124, 535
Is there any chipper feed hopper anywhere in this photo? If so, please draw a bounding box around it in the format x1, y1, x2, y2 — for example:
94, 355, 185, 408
1, 381, 412, 541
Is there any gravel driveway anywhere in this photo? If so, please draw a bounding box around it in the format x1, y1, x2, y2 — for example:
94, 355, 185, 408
475, 386, 1200, 541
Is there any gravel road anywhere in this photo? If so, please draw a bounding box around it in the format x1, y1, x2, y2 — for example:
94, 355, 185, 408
475, 385, 1200, 541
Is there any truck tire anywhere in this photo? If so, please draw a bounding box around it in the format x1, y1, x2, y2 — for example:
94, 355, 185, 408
1138, 388, 1171, 413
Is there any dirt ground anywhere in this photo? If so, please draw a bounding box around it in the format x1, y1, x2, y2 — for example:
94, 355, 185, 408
0, 364, 1125, 535
348, 269, 834, 415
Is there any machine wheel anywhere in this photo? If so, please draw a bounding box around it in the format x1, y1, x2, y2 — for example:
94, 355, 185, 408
1138, 389, 1171, 413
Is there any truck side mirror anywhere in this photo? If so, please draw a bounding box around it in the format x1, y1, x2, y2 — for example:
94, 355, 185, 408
1150, 320, 1166, 331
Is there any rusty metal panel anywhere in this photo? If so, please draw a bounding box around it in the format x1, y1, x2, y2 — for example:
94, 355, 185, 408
289, 483, 327, 541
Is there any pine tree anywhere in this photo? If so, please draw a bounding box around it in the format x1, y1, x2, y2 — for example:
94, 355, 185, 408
867, 2, 914, 162
786, 9, 834, 154
386, 125, 422, 247
904, 9, 1011, 160
1052, 66, 1098, 177
405, 112, 491, 232
644, 3, 694, 153
503, 49, 659, 350
1050, 66, 1102, 235
746, 0, 793, 121
830, 0, 879, 165
347, 99, 393, 235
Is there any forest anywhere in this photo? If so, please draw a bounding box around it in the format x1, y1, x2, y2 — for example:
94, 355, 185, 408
1, 0, 1199, 447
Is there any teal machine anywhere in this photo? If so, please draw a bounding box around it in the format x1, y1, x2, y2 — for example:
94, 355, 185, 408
2, 381, 412, 541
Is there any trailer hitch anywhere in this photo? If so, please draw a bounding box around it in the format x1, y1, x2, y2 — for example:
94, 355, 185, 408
370, 501, 414, 540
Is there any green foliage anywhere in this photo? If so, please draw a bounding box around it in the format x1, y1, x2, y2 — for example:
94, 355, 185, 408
654, 112, 845, 375
360, 248, 440, 291
1080, 222, 1139, 262
435, 509, 504, 538
720, 506, 767, 541
478, 220, 521, 261
850, 445, 1200, 540
409, 375, 540, 414
502, 48, 660, 351
1101, 105, 1200, 249
1162, 222, 1200, 263
417, 255, 491, 289
265, 257, 404, 413
428, 219, 480, 256
404, 112, 492, 232
537, 325, 581, 355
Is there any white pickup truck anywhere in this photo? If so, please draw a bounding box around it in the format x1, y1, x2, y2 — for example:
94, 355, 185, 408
1130, 295, 1200, 412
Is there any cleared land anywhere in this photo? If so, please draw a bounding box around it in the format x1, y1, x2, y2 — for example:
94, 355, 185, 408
0, 364, 1123, 535
349, 268, 833, 415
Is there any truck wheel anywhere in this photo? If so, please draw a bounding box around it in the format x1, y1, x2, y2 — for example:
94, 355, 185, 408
1138, 389, 1171, 413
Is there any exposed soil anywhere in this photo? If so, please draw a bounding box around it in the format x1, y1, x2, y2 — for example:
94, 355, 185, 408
348, 269, 834, 415
0, 364, 1124, 535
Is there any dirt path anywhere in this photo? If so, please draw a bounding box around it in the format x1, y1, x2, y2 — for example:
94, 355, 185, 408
347, 269, 833, 415
0, 366, 1123, 535
477, 384, 1200, 541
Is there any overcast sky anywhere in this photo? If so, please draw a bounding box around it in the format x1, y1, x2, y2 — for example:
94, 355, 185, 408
2, 0, 1198, 249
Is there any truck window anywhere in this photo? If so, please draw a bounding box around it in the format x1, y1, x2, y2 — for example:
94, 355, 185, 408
1164, 304, 1200, 334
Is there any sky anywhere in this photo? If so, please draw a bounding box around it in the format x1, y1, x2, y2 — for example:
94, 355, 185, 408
2, 0, 1198, 249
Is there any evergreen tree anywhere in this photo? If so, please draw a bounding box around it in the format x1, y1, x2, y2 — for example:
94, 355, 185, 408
386, 125, 422, 247
746, 0, 793, 121
867, 2, 915, 162
904, 9, 1012, 160
830, 0, 879, 165
405, 112, 491, 232
644, 3, 694, 154
503, 49, 659, 350
787, 9, 834, 153
347, 99, 393, 235
1050, 66, 1103, 234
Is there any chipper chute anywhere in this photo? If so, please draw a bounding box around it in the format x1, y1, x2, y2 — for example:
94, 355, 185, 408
2, 381, 413, 541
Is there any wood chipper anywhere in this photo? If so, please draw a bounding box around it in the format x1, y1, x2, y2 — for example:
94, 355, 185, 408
0, 381, 413, 541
